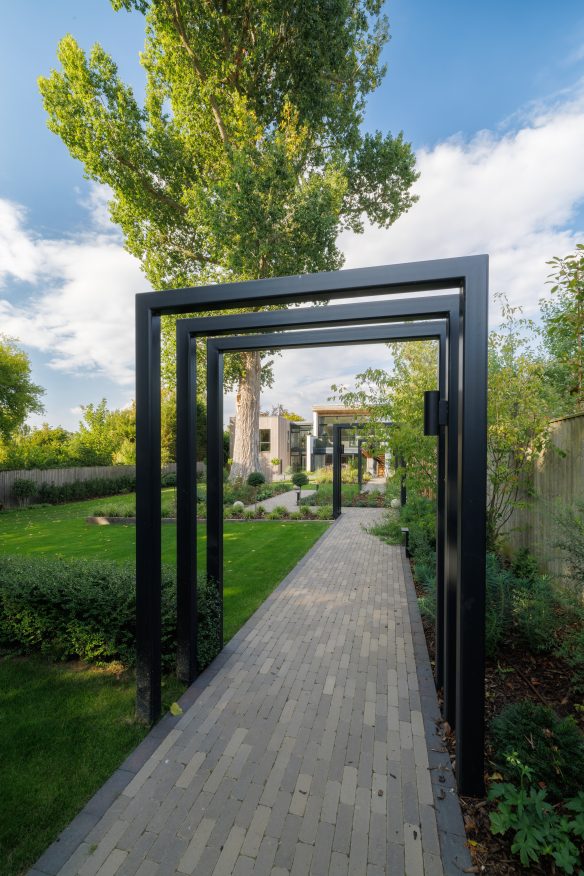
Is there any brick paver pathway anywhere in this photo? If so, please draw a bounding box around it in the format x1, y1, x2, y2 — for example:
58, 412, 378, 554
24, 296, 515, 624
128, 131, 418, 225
31, 509, 470, 876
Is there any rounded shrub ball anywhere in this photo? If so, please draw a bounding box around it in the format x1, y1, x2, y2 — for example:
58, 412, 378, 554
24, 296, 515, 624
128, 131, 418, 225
292, 472, 309, 488
247, 471, 266, 487
232, 500, 245, 510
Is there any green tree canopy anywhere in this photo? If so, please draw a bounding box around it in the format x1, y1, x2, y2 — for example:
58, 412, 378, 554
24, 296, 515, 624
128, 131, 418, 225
331, 341, 439, 496
541, 244, 584, 412
39, 0, 418, 478
0, 336, 44, 443
332, 300, 561, 550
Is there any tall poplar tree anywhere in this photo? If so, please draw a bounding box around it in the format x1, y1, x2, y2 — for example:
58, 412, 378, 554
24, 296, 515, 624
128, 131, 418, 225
39, 0, 418, 479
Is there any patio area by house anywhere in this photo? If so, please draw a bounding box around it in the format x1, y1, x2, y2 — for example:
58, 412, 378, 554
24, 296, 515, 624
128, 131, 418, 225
31, 509, 471, 876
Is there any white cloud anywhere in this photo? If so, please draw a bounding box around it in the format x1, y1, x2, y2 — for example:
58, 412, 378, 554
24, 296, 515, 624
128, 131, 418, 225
339, 90, 584, 321
0, 193, 149, 386
2, 85, 584, 418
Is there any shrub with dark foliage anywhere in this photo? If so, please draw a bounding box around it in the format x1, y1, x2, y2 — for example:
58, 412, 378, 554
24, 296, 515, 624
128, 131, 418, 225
0, 556, 220, 671
490, 700, 584, 801
37, 475, 136, 505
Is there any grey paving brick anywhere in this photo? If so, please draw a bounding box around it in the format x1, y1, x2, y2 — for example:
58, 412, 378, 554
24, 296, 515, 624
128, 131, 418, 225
29, 510, 472, 876
309, 822, 335, 876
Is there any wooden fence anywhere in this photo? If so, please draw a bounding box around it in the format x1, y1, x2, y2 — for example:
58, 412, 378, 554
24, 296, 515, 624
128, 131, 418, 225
0, 464, 180, 508
501, 412, 584, 577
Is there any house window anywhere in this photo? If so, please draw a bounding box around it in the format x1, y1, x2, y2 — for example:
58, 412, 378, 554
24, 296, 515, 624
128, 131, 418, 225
259, 429, 271, 452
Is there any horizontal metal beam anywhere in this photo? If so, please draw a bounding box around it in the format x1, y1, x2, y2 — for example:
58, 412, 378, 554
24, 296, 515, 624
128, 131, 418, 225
138, 255, 486, 314
176, 296, 458, 340
208, 321, 447, 353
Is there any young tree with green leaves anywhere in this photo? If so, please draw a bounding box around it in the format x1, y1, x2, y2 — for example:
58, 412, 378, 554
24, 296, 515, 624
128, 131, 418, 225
0, 336, 44, 443
67, 398, 136, 465
541, 244, 584, 412
487, 299, 560, 548
39, 0, 418, 480
333, 300, 561, 550
332, 341, 439, 496
1, 424, 72, 471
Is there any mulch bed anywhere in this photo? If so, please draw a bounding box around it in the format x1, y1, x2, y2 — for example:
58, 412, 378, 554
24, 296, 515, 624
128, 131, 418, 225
413, 578, 583, 875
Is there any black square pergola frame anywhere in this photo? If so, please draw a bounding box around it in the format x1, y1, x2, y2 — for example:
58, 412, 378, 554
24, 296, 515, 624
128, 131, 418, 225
135, 255, 488, 796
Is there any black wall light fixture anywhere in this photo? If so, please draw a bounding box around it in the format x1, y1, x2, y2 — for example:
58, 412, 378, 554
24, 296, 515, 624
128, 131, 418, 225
135, 255, 488, 796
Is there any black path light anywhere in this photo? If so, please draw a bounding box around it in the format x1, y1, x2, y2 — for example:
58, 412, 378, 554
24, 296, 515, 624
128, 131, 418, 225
135, 256, 488, 796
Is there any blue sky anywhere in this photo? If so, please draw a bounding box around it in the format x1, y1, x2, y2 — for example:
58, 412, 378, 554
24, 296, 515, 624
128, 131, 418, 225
1, 1, 584, 428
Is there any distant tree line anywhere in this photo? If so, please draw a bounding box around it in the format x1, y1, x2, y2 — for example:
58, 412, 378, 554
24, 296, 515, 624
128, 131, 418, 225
0, 389, 206, 471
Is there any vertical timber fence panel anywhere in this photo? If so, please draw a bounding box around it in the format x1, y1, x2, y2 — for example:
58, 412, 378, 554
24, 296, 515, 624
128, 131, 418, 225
500, 412, 584, 577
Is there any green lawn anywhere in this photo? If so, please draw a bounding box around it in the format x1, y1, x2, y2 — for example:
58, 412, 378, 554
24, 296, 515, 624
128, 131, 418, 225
0, 492, 329, 642
0, 659, 183, 876
0, 494, 329, 876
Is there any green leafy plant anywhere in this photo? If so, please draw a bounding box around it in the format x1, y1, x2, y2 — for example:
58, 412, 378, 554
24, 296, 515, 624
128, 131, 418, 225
90, 504, 136, 518
558, 625, 584, 695
291, 472, 309, 488
511, 547, 539, 583
246, 472, 266, 488
0, 556, 220, 671
490, 701, 584, 801
11, 478, 36, 506
316, 505, 333, 520
489, 754, 584, 874
511, 574, 560, 653
36, 475, 135, 505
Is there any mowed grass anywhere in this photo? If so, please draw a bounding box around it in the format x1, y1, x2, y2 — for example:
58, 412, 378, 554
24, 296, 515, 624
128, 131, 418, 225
0, 658, 184, 876
0, 490, 329, 642
0, 492, 329, 875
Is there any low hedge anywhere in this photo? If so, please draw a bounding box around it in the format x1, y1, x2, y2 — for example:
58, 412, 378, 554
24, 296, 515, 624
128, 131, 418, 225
0, 556, 220, 671
36, 475, 136, 505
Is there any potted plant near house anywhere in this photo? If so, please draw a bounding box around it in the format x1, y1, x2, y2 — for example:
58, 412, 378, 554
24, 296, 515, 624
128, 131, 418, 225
271, 457, 282, 477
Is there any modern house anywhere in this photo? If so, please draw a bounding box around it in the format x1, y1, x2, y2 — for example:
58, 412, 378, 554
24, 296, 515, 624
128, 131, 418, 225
229, 405, 389, 479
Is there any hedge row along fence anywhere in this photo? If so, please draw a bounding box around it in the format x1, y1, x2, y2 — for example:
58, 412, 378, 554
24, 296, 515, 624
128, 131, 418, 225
0, 463, 202, 508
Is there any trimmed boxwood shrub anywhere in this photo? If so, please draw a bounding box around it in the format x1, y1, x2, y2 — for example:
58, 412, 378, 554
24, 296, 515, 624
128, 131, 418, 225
0, 556, 220, 672
247, 471, 266, 487
490, 700, 584, 801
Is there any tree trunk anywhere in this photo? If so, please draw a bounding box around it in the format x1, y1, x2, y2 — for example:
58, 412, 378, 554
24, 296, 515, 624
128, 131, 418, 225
229, 351, 262, 481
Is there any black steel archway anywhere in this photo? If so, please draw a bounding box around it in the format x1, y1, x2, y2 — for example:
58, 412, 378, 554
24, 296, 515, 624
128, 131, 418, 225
330, 421, 394, 519
135, 256, 488, 796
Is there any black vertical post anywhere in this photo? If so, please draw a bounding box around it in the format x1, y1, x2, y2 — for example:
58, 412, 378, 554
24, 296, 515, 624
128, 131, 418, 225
207, 345, 224, 647
400, 456, 407, 506
435, 334, 447, 690
135, 299, 162, 722
443, 313, 460, 727
332, 424, 343, 519
456, 262, 488, 797
176, 328, 198, 683
357, 438, 363, 491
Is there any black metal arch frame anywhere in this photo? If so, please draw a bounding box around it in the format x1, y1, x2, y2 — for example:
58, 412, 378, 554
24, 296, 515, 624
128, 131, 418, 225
330, 421, 394, 519
135, 255, 488, 796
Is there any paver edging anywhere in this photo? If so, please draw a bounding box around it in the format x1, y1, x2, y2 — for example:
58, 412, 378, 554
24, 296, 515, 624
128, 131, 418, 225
401, 550, 473, 875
